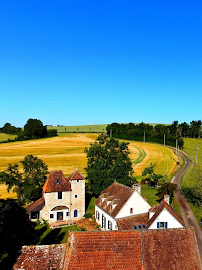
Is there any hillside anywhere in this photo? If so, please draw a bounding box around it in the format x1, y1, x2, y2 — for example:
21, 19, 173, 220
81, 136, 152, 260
0, 133, 177, 199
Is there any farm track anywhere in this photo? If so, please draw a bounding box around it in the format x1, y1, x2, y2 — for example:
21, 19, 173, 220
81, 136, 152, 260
170, 149, 202, 261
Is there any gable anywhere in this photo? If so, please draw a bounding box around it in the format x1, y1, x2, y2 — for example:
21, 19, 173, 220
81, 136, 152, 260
115, 190, 151, 219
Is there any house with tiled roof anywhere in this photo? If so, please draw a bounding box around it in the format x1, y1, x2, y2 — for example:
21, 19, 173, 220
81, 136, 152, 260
28, 169, 85, 224
13, 228, 202, 270
95, 182, 184, 231
95, 182, 151, 230
116, 197, 185, 230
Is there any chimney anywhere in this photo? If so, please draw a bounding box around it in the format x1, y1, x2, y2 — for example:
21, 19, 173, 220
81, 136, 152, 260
132, 183, 141, 194
164, 195, 170, 204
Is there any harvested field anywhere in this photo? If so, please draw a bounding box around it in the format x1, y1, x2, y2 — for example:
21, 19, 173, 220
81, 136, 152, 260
0, 133, 177, 199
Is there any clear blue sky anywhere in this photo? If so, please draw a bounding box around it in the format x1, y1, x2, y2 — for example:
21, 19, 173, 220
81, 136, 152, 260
0, 0, 201, 127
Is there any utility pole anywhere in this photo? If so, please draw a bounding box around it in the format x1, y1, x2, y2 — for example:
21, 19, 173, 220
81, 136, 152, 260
143, 132, 145, 143
176, 139, 178, 154
164, 134, 166, 146
110, 129, 112, 137
166, 160, 168, 182
196, 145, 199, 165
177, 145, 180, 164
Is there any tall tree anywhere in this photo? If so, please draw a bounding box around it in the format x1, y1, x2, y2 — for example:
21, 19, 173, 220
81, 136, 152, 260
85, 134, 134, 196
141, 163, 165, 187
24, 118, 48, 139
155, 183, 177, 203
0, 155, 48, 202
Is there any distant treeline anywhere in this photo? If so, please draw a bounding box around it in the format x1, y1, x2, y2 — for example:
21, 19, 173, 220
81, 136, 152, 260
0, 119, 57, 143
106, 121, 202, 147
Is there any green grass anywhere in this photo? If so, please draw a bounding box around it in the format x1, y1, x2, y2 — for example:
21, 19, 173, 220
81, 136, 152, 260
47, 124, 108, 133
141, 184, 158, 206
182, 138, 202, 228
133, 147, 146, 165
34, 224, 80, 245
172, 196, 182, 216
86, 197, 97, 216
0, 133, 17, 142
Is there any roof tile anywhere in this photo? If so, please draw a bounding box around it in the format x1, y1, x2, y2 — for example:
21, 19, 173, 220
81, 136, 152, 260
42, 171, 71, 193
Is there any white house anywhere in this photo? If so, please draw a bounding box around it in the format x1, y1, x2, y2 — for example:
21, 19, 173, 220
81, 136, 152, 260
95, 182, 185, 231
28, 169, 85, 224
95, 182, 151, 230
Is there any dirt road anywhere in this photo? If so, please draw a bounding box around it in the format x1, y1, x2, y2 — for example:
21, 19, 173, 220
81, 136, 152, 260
171, 150, 202, 261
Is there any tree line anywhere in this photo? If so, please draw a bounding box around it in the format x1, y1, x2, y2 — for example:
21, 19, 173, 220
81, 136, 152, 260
0, 119, 57, 142
106, 120, 202, 147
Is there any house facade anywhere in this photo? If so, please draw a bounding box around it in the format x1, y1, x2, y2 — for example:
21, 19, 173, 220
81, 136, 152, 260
95, 182, 184, 231
28, 169, 85, 223
95, 182, 151, 230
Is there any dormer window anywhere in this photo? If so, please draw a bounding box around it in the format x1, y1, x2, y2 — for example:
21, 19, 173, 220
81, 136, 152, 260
56, 179, 59, 184
130, 208, 133, 214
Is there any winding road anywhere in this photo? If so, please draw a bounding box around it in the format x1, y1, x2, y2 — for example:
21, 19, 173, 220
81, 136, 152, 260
171, 150, 202, 261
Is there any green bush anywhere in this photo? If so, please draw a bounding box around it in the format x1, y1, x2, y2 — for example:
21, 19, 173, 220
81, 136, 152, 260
84, 212, 93, 218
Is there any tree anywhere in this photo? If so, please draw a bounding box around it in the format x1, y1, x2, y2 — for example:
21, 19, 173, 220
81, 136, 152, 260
155, 183, 177, 203
0, 155, 48, 202
24, 118, 48, 139
0, 199, 37, 269
84, 134, 134, 197
141, 163, 165, 187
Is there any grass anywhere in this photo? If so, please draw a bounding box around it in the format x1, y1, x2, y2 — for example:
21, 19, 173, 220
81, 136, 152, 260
0, 133, 17, 142
47, 124, 108, 133
86, 197, 97, 216
181, 138, 202, 228
34, 224, 80, 245
132, 147, 146, 166
141, 184, 158, 206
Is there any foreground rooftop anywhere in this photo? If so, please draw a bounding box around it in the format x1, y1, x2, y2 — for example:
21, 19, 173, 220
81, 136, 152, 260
13, 228, 201, 270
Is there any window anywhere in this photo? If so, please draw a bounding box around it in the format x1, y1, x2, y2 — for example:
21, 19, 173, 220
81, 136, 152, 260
74, 210, 78, 217
142, 224, 146, 229
138, 225, 142, 230
66, 212, 69, 216
96, 211, 100, 220
56, 179, 59, 184
157, 222, 168, 229
75, 195, 77, 198
130, 208, 133, 214
77, 180, 79, 182
58, 192, 62, 199
108, 221, 112, 230
50, 214, 54, 219
133, 225, 137, 230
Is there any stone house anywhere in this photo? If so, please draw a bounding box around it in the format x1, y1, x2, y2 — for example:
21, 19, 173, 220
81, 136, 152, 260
95, 182, 184, 231
28, 169, 85, 223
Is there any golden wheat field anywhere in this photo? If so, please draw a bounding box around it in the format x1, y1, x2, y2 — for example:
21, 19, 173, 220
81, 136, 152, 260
0, 133, 177, 199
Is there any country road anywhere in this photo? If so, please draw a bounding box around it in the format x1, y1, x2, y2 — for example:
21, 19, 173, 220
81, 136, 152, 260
171, 150, 202, 261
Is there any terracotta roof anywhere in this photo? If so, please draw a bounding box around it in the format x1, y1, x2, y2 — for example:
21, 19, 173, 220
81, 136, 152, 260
142, 228, 202, 270
68, 169, 85, 180
116, 213, 149, 230
13, 244, 66, 270
28, 197, 45, 213
43, 171, 71, 193
95, 182, 133, 218
63, 231, 142, 270
13, 228, 202, 270
147, 200, 185, 228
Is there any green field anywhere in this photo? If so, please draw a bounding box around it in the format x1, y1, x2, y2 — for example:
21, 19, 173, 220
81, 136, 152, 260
47, 123, 171, 133
182, 138, 202, 227
47, 124, 108, 133
0, 133, 17, 142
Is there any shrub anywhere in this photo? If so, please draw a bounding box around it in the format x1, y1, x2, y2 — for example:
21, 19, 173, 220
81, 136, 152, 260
84, 212, 93, 218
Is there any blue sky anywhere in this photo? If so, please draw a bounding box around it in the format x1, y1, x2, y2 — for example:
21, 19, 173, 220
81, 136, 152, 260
0, 0, 201, 127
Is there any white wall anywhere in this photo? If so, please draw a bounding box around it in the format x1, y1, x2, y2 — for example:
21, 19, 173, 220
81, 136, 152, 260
115, 191, 151, 219
148, 208, 184, 229
95, 205, 117, 231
